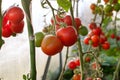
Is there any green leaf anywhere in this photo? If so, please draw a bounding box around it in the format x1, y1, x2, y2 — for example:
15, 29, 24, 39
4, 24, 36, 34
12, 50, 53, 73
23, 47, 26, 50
57, 0, 71, 12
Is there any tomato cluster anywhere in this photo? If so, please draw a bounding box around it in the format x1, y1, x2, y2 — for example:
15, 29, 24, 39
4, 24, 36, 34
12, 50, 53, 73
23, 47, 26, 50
38, 14, 83, 56
84, 22, 110, 50
2, 6, 24, 38
67, 58, 80, 70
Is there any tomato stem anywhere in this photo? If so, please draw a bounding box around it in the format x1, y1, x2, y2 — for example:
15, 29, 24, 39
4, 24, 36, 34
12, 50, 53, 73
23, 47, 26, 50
58, 47, 69, 80
112, 58, 120, 80
69, 0, 84, 80
0, 0, 4, 49
21, 0, 36, 80
42, 56, 51, 80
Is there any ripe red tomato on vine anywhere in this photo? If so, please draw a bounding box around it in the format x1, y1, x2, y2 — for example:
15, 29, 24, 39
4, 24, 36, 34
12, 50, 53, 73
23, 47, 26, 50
56, 26, 77, 46
41, 35, 63, 56
5, 6, 24, 24
72, 74, 81, 80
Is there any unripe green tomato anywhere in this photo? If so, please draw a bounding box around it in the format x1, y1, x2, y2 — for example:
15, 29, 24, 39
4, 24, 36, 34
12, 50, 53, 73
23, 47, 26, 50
35, 32, 44, 47
78, 26, 88, 36
104, 5, 113, 13
114, 3, 120, 12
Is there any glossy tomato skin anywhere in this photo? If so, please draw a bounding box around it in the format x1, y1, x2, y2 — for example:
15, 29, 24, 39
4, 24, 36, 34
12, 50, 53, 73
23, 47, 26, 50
89, 22, 97, 30
2, 21, 13, 37
10, 20, 24, 33
64, 15, 72, 26
74, 17, 81, 29
74, 58, 80, 66
102, 41, 110, 50
5, 6, 24, 23
84, 37, 91, 45
56, 26, 77, 46
68, 60, 77, 70
91, 35, 99, 44
41, 35, 63, 56
72, 74, 81, 80
2, 16, 13, 37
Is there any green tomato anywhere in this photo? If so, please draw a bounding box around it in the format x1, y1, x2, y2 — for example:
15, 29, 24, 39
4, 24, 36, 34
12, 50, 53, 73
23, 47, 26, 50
78, 26, 88, 36
35, 32, 44, 47
104, 5, 113, 13
114, 3, 120, 12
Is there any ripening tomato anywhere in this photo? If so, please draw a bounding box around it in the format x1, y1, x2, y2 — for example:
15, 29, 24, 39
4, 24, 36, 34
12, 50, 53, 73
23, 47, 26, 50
10, 20, 24, 33
92, 27, 102, 36
5, 6, 24, 23
41, 35, 63, 56
74, 17, 81, 29
68, 60, 77, 70
110, 33, 115, 39
90, 3, 96, 11
83, 37, 91, 45
56, 26, 77, 46
72, 74, 81, 80
102, 41, 110, 50
103, 0, 109, 4
2, 21, 13, 37
91, 35, 99, 44
89, 22, 97, 30
74, 58, 80, 66
85, 56, 91, 62
99, 34, 107, 44
63, 15, 72, 26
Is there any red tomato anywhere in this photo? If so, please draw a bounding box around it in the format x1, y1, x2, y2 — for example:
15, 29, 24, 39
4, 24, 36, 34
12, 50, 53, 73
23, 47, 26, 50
102, 41, 110, 50
68, 60, 77, 70
51, 15, 63, 24
99, 34, 107, 44
85, 56, 91, 62
90, 3, 96, 11
74, 58, 80, 66
2, 21, 13, 37
72, 74, 81, 80
63, 15, 72, 26
89, 22, 97, 30
74, 17, 81, 29
91, 35, 99, 44
92, 42, 99, 47
116, 36, 120, 41
92, 27, 102, 36
41, 35, 63, 56
83, 37, 91, 45
110, 33, 115, 39
5, 6, 24, 23
56, 26, 77, 46
10, 20, 24, 33
103, 0, 109, 4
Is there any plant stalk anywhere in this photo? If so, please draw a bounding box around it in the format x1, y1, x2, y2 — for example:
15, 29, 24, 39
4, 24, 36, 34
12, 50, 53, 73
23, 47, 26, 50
58, 47, 69, 80
69, 0, 84, 80
21, 0, 36, 80
0, 0, 4, 49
